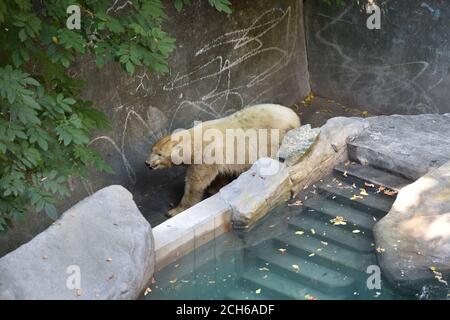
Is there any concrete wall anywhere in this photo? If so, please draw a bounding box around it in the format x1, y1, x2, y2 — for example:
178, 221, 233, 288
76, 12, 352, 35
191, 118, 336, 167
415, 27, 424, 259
305, 0, 450, 115
0, 0, 310, 256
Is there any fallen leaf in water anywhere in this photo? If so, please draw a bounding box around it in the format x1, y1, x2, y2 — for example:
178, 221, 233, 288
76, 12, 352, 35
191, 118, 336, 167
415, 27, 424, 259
377, 186, 386, 193
430, 266, 448, 285
309, 253, 315, 257
384, 189, 398, 196
330, 216, 347, 226
343, 171, 348, 177
352, 230, 361, 234
310, 228, 316, 234
268, 224, 276, 228
288, 200, 303, 207
295, 230, 305, 235
321, 241, 328, 246
259, 267, 270, 272
360, 188, 369, 196
365, 182, 375, 188
278, 248, 287, 254
351, 195, 364, 201
292, 264, 300, 272
255, 288, 261, 294
144, 288, 152, 296
316, 248, 323, 252
169, 278, 177, 284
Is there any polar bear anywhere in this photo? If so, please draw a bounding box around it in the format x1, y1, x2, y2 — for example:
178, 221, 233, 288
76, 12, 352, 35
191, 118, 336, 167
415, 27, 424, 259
146, 104, 300, 217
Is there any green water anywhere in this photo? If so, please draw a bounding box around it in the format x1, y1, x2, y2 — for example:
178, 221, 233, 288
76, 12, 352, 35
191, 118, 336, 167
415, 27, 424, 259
144, 174, 445, 300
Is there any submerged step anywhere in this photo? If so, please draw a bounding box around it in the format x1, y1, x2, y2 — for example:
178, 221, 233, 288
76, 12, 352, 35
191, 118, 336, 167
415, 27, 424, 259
316, 178, 394, 217
239, 266, 343, 300
273, 233, 376, 274
303, 197, 377, 232
246, 243, 356, 294
224, 288, 273, 300
288, 215, 374, 253
334, 162, 412, 192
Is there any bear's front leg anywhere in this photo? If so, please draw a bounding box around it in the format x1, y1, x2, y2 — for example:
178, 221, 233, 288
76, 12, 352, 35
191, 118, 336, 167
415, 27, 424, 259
167, 165, 219, 217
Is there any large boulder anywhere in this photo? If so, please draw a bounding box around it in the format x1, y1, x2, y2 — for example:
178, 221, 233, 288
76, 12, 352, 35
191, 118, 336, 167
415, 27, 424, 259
374, 161, 450, 298
0, 185, 154, 300
348, 114, 450, 180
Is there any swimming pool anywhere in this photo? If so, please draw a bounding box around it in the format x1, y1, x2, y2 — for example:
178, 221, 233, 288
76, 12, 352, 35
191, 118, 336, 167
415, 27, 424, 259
144, 165, 428, 300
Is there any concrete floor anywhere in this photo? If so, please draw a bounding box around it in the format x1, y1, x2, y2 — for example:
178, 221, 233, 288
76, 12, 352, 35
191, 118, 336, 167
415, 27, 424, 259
135, 95, 371, 228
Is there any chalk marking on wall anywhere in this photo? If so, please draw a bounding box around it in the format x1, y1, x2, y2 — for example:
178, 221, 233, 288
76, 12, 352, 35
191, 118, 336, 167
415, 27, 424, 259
89, 2, 300, 186
314, 3, 438, 114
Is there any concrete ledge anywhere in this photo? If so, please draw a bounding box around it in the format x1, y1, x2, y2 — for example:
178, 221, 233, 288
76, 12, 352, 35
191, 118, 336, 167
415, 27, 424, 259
153, 194, 232, 270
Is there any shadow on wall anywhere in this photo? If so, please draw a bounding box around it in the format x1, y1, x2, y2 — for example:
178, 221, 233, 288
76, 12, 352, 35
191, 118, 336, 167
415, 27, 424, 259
0, 0, 310, 256
305, 0, 450, 115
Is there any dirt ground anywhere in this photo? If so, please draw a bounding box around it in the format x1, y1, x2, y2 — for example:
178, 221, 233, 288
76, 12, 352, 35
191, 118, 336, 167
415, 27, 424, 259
291, 93, 371, 128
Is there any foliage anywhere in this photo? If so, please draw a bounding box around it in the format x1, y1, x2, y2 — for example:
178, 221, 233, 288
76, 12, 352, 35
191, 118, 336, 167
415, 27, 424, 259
0, 0, 232, 232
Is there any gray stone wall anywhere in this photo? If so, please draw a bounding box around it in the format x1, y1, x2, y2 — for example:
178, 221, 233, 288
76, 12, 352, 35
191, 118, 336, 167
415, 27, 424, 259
305, 0, 450, 115
0, 0, 310, 256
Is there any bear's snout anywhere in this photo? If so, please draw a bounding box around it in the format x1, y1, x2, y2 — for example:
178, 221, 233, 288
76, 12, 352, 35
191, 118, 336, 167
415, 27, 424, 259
145, 161, 154, 170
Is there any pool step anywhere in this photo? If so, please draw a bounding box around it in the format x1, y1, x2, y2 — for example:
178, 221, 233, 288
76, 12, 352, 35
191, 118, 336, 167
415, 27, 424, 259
334, 162, 412, 192
239, 266, 344, 300
288, 215, 375, 253
316, 177, 394, 217
245, 242, 356, 294
273, 233, 377, 275
224, 288, 273, 300
224, 161, 398, 300
302, 197, 377, 233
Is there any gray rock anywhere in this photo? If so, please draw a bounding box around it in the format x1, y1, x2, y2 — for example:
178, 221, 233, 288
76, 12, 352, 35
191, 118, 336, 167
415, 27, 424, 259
219, 158, 291, 230
0, 185, 154, 300
289, 117, 368, 193
278, 124, 321, 166
349, 114, 450, 180
374, 161, 450, 297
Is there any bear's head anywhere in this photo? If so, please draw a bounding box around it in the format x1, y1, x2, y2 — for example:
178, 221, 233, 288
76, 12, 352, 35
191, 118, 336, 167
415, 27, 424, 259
146, 131, 189, 170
